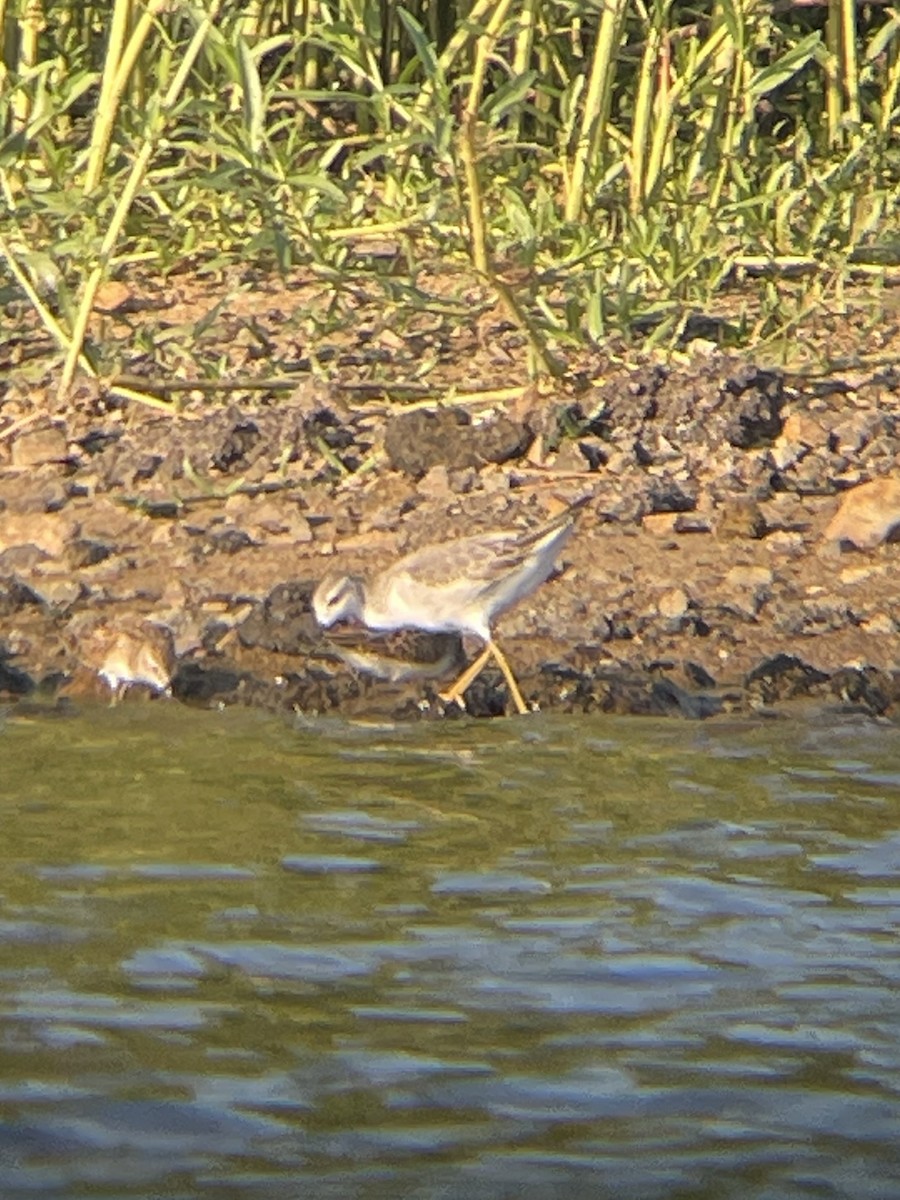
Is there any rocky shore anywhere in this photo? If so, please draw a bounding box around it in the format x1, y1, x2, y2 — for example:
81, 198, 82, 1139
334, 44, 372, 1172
2, 339, 900, 721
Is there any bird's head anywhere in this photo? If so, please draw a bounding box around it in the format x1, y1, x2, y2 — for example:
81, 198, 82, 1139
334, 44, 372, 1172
312, 571, 365, 627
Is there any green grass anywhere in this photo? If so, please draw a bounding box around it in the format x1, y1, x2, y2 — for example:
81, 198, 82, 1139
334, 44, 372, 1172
1, 0, 898, 403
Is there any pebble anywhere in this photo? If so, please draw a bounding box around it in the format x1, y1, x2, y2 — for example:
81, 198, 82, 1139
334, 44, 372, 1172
840, 564, 883, 585
780, 411, 828, 447
824, 477, 900, 549
764, 531, 806, 554
26, 576, 84, 611
716, 497, 767, 540
417, 464, 453, 498
642, 513, 679, 536
0, 512, 72, 558
861, 613, 895, 635
723, 566, 774, 617
657, 587, 691, 619
11, 425, 68, 467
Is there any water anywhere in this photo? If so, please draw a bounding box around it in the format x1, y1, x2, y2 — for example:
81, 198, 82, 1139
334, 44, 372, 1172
1, 704, 900, 1199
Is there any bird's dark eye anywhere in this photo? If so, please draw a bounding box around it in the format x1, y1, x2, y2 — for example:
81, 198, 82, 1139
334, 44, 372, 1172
323, 580, 351, 609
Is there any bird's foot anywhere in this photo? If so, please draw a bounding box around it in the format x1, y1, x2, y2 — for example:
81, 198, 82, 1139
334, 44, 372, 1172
438, 687, 468, 712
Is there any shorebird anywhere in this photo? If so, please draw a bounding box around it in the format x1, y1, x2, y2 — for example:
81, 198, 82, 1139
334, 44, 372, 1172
68, 615, 176, 704
312, 501, 585, 714
322, 626, 466, 685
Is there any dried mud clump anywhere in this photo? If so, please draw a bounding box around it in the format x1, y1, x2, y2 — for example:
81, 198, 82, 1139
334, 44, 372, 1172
384, 407, 532, 477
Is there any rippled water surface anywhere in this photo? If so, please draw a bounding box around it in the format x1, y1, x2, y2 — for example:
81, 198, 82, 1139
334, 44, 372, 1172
2, 704, 900, 1199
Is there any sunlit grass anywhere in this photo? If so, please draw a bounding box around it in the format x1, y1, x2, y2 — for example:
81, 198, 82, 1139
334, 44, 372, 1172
1, 0, 898, 400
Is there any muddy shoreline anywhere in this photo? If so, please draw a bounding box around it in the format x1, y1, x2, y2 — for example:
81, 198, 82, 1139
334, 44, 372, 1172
3, 300, 900, 721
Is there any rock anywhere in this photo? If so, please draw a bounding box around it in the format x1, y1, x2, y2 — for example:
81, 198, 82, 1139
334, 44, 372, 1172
758, 493, 810, 532
245, 500, 288, 535
745, 653, 830, 703
770, 438, 805, 472
93, 280, 133, 313
76, 428, 123, 457
32, 577, 85, 611
0, 576, 44, 613
672, 513, 712, 533
206, 527, 256, 556
448, 467, 477, 495
722, 366, 784, 448
11, 425, 68, 467
684, 660, 717, 688
723, 565, 774, 617
799, 591, 853, 630
725, 565, 774, 589
237, 581, 320, 654
588, 617, 613, 642
823, 477, 900, 550
830, 467, 866, 488
66, 538, 115, 569
211, 420, 261, 472
133, 453, 164, 482
223, 493, 254, 519
649, 677, 723, 719
764, 530, 806, 555
0, 545, 49, 573
839, 564, 882, 585
142, 500, 181, 520
860, 612, 895, 635
171, 661, 246, 704
784, 448, 848, 496
657, 587, 691, 620
476, 415, 533, 464
716, 497, 768, 540
0, 512, 72, 558
653, 432, 682, 462
572, 440, 605, 471
603, 449, 634, 476
304, 405, 361, 473
417, 464, 453, 499
829, 667, 895, 715
646, 477, 696, 513
283, 511, 314, 544
642, 513, 679, 536
551, 441, 592, 474
0, 652, 34, 696
780, 411, 829, 448
831, 412, 887, 455
39, 481, 68, 513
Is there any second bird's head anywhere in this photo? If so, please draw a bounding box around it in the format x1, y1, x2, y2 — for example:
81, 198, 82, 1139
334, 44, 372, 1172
312, 571, 366, 627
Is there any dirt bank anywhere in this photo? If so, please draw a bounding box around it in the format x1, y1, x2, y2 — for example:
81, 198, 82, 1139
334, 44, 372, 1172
2, 273, 900, 720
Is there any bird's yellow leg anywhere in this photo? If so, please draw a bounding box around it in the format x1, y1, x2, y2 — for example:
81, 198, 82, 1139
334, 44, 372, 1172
439, 645, 493, 707
489, 642, 529, 715
440, 641, 530, 716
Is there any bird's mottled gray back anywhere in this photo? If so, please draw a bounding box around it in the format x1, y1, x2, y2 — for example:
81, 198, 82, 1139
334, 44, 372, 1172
315, 497, 589, 638
384, 530, 518, 590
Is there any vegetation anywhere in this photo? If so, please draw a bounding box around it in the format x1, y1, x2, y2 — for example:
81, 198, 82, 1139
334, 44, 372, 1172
1, 0, 898, 404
